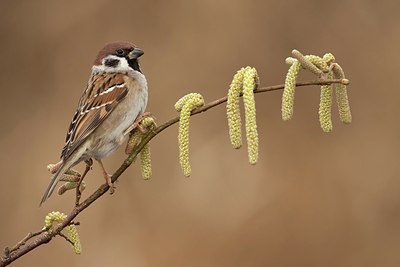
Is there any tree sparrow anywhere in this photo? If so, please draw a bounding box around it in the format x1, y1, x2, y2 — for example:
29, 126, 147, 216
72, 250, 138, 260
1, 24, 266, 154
40, 42, 148, 205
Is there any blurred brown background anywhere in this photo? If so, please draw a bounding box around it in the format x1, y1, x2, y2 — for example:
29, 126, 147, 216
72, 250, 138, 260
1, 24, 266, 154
0, 0, 399, 266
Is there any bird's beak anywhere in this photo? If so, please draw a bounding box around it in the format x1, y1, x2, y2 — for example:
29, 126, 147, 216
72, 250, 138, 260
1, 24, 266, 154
128, 47, 144, 59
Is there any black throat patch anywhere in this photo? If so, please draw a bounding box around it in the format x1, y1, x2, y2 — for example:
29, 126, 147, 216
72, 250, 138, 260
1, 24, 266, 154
128, 59, 142, 73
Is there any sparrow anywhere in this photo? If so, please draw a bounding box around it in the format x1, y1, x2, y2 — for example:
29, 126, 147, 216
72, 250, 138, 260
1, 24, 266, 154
40, 41, 148, 205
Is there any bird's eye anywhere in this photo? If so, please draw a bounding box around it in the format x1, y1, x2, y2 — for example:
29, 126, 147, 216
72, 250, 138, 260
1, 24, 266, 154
116, 49, 125, 56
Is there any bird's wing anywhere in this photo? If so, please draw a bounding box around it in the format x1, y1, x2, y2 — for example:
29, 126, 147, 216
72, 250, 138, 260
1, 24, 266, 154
61, 73, 129, 160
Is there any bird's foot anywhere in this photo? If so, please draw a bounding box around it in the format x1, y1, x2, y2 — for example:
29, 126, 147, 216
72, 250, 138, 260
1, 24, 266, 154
123, 112, 153, 135
96, 159, 116, 194
125, 115, 157, 155
105, 173, 116, 194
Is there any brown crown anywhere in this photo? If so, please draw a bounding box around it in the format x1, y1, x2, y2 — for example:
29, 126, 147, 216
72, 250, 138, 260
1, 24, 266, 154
93, 41, 136, 65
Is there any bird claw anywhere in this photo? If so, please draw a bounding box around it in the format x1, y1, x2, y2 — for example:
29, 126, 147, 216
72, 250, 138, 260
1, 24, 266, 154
123, 112, 153, 135
105, 173, 116, 194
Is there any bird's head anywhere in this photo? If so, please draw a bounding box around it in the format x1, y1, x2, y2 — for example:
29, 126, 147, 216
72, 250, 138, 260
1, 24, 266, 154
93, 41, 144, 73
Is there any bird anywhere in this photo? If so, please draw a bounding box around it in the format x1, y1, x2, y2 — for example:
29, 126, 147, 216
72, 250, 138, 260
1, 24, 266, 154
40, 41, 148, 205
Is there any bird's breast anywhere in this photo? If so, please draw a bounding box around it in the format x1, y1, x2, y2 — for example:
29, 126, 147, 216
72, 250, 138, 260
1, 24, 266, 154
89, 73, 148, 159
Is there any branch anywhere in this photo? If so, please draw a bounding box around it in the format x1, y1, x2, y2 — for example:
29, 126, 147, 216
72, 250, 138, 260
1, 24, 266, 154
0, 79, 344, 266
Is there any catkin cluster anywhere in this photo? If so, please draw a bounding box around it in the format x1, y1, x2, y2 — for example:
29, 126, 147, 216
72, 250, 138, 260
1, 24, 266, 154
44, 211, 81, 254
282, 49, 352, 132
125, 117, 156, 180
227, 66, 259, 165
46, 164, 86, 195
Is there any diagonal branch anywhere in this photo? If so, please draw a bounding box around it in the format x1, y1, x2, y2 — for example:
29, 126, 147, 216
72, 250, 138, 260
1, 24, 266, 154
0, 79, 345, 266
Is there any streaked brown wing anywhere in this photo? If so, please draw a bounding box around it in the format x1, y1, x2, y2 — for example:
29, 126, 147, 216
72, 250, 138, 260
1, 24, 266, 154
61, 73, 128, 160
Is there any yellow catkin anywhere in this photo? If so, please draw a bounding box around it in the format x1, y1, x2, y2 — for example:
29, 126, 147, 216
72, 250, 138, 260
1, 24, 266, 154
282, 61, 301, 121
285, 57, 297, 65
175, 93, 204, 177
140, 143, 152, 180
140, 117, 157, 129
125, 117, 156, 178
292, 50, 323, 77
332, 64, 352, 124
283, 50, 351, 130
65, 168, 81, 177
44, 211, 66, 228
227, 68, 246, 148
126, 132, 142, 155
58, 182, 76, 195
47, 163, 82, 189
137, 117, 155, 179
242, 68, 259, 165
322, 53, 335, 65
57, 181, 86, 195
319, 73, 333, 132
59, 173, 80, 183
46, 164, 57, 175
125, 117, 156, 155
66, 225, 82, 254
57, 171, 84, 195
305, 55, 328, 72
43, 211, 82, 255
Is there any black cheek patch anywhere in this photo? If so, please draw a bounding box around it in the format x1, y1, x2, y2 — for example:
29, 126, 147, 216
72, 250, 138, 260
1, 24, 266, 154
104, 58, 120, 67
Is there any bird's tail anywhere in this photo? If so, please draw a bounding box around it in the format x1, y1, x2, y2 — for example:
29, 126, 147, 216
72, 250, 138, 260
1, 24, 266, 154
40, 160, 73, 206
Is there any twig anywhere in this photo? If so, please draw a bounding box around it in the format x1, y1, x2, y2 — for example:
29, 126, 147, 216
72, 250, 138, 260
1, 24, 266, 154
0, 79, 345, 267
75, 161, 92, 206
58, 233, 74, 246
4, 229, 47, 256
